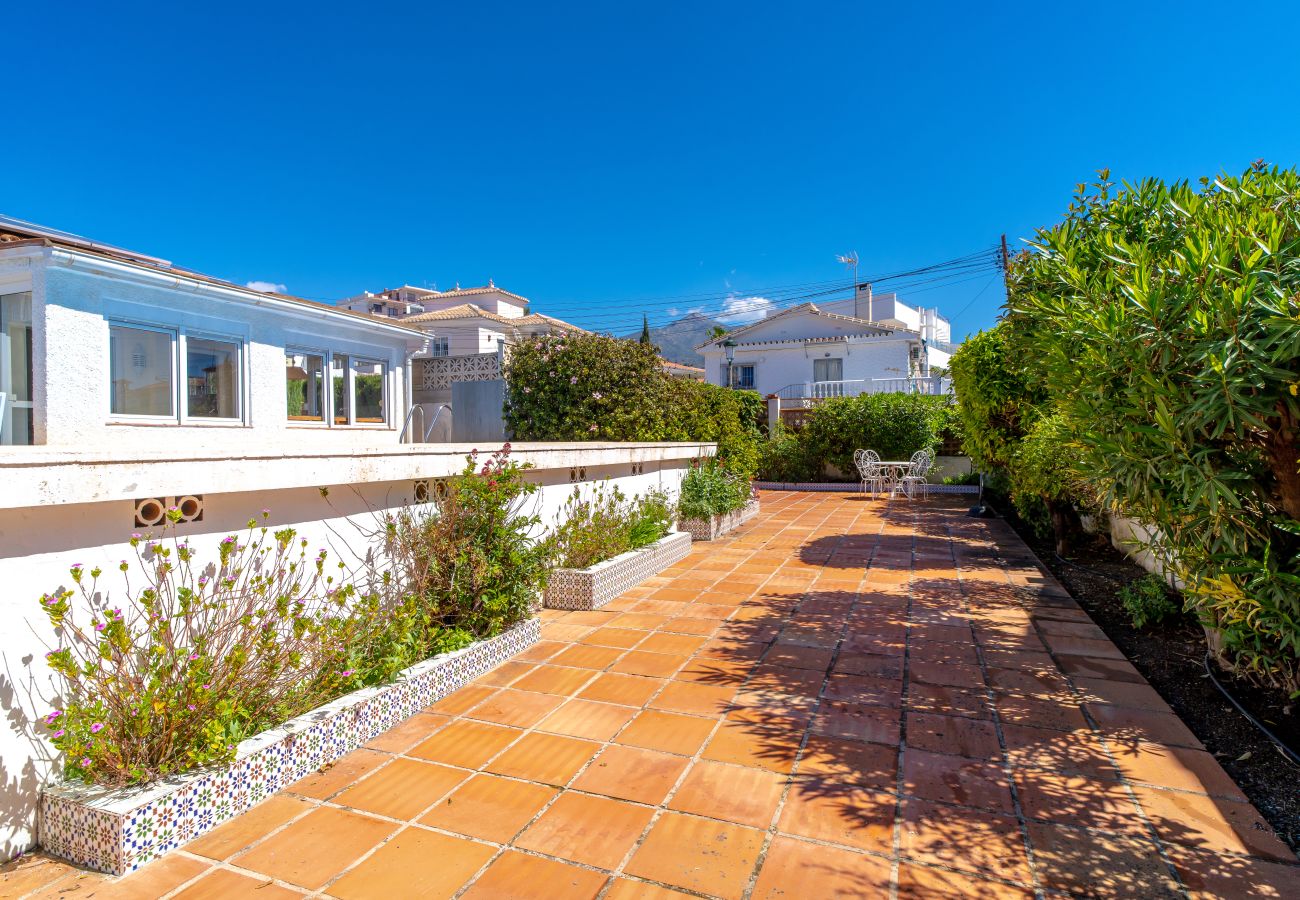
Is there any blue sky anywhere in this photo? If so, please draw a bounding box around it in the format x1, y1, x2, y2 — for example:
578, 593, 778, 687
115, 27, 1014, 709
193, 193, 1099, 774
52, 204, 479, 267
5, 2, 1298, 339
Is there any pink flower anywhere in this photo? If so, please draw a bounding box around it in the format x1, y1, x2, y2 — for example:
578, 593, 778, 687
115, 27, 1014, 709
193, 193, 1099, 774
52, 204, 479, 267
341, 669, 355, 677
189, 654, 198, 661
591, 392, 603, 400
44, 710, 62, 725
588, 424, 599, 432
90, 723, 104, 733
202, 684, 211, 690
187, 704, 196, 711
570, 376, 578, 384
80, 757, 91, 767
51, 729, 65, 739
94, 622, 105, 632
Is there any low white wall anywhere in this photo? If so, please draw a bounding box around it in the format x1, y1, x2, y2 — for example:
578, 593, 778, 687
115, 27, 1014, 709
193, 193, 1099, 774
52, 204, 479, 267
0, 441, 711, 860
1109, 514, 1182, 587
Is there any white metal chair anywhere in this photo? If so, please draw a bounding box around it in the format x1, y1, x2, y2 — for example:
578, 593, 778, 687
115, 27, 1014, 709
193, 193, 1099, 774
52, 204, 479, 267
899, 449, 932, 500
853, 449, 886, 496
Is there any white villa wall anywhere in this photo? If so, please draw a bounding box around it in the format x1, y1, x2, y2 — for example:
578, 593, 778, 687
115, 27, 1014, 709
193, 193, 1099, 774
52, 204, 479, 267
701, 338, 914, 396
3, 246, 422, 450
0, 440, 711, 860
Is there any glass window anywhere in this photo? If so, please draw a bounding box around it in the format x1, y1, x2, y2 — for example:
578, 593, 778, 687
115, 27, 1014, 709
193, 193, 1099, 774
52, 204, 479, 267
352, 359, 386, 424
110, 324, 174, 416
813, 358, 842, 382
332, 355, 350, 424
431, 336, 450, 357
286, 351, 325, 422
186, 336, 240, 419
1, 292, 33, 445
733, 364, 755, 389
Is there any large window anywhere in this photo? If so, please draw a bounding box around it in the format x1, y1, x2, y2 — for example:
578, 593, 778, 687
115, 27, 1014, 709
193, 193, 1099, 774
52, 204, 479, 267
352, 359, 386, 424
813, 358, 843, 383
186, 336, 240, 419
1, 292, 33, 445
731, 364, 755, 389
286, 351, 325, 422
109, 324, 175, 417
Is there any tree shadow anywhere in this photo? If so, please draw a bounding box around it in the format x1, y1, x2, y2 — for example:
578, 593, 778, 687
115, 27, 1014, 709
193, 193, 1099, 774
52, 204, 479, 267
682, 500, 1297, 895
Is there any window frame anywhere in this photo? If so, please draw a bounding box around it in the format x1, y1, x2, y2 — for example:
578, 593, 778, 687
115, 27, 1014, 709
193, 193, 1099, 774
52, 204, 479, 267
735, 364, 756, 389
179, 330, 246, 426
348, 356, 388, 427
285, 346, 329, 427
106, 320, 180, 423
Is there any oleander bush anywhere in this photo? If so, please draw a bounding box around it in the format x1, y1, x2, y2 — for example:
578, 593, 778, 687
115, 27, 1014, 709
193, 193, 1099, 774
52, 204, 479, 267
39, 446, 553, 786
678, 457, 752, 520
1005, 163, 1300, 693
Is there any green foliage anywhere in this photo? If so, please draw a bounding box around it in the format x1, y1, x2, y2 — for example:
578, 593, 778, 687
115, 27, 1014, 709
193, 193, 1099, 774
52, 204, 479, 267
948, 324, 1044, 472
942, 470, 982, 486
797, 393, 952, 476
757, 425, 820, 482
1007, 164, 1300, 691
1119, 575, 1181, 630
506, 332, 763, 477
678, 458, 751, 520
40, 447, 552, 786
553, 484, 675, 570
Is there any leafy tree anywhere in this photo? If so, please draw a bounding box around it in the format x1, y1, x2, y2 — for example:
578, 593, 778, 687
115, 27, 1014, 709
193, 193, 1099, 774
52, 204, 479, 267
639, 314, 652, 345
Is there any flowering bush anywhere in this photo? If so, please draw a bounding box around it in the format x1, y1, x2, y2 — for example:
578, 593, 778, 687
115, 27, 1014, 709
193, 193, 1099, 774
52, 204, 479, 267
678, 458, 751, 520
554, 484, 675, 570
39, 445, 555, 786
39, 511, 364, 785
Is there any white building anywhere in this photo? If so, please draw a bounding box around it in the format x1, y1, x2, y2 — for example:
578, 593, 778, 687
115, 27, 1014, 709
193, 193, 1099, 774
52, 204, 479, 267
0, 216, 709, 861
696, 288, 954, 400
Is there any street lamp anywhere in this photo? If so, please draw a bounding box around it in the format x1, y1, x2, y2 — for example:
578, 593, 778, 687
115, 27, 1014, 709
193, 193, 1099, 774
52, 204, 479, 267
722, 339, 737, 389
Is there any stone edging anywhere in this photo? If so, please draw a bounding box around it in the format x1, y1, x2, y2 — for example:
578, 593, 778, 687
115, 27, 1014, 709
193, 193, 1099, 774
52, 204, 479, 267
544, 531, 692, 610
678, 498, 761, 541
753, 481, 979, 494
38, 618, 541, 875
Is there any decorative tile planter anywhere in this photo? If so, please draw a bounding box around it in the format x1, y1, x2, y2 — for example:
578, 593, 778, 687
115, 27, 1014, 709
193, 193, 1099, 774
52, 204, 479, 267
678, 498, 760, 541
544, 531, 692, 610
39, 618, 540, 875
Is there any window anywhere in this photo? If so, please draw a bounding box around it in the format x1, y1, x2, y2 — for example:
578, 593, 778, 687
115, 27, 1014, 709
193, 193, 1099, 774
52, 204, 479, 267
186, 336, 240, 419
1, 292, 33, 445
430, 336, 450, 357
332, 355, 350, 424
286, 351, 325, 422
731, 364, 755, 389
352, 359, 386, 424
813, 358, 843, 382
109, 324, 175, 417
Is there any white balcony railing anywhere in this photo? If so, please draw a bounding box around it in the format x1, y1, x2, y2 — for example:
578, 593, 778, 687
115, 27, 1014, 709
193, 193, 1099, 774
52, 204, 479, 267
773, 376, 951, 401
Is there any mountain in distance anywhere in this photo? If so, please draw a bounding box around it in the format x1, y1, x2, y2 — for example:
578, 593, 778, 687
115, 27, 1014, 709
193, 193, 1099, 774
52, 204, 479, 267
624, 312, 726, 367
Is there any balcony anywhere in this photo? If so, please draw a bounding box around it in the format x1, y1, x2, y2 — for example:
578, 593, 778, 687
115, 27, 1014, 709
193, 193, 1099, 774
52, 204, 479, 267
772, 376, 952, 402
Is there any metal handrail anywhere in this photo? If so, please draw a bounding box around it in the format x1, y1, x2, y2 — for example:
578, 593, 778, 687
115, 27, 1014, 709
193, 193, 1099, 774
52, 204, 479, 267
400, 404, 425, 444
422, 404, 451, 442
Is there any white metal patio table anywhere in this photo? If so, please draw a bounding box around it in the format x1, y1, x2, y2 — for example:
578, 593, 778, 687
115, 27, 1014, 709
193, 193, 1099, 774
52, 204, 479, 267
875, 461, 912, 498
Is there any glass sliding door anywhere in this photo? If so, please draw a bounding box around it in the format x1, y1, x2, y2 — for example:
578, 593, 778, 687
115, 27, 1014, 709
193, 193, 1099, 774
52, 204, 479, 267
0, 292, 34, 445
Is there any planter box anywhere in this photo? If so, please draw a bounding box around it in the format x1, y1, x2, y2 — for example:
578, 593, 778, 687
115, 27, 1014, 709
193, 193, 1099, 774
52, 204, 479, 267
678, 498, 761, 541
39, 618, 540, 875
545, 531, 692, 610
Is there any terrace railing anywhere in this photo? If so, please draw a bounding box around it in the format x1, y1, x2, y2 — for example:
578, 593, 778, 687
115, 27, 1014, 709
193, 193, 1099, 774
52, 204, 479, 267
772, 376, 951, 401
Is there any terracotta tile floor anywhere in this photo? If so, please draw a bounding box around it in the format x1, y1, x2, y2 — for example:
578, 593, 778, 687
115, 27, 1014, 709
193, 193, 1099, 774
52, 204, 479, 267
7, 492, 1299, 898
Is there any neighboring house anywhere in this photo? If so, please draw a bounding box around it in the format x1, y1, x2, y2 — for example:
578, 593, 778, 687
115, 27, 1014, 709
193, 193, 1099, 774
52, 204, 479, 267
696, 289, 954, 400
336, 286, 430, 318
661, 359, 706, 381
0, 215, 426, 449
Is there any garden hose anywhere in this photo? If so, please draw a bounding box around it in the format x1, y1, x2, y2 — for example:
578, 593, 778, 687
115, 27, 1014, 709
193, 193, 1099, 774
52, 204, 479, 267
1201, 653, 1300, 769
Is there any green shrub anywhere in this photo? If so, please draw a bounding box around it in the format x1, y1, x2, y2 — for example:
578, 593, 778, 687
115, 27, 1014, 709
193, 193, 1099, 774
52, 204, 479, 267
1119, 575, 1181, 630
553, 484, 675, 570
798, 393, 952, 476
949, 325, 1045, 473
628, 490, 674, 549
678, 458, 751, 520
1008, 164, 1300, 692
756, 425, 820, 481
942, 471, 981, 486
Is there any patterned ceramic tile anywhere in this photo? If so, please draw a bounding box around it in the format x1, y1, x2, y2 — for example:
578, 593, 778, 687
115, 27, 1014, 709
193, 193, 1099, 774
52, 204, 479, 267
679, 499, 760, 541
38, 618, 540, 875
544, 532, 693, 611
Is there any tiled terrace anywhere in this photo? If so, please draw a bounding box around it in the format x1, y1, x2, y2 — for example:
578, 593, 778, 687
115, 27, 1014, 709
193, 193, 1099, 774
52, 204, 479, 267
6, 492, 1298, 899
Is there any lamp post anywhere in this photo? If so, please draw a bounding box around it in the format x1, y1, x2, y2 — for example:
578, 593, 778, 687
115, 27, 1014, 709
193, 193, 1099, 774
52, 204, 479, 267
723, 339, 737, 389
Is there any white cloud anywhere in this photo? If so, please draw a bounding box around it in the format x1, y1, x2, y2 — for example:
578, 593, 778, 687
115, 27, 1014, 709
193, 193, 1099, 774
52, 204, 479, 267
246, 280, 287, 294
719, 295, 774, 325
666, 307, 680, 317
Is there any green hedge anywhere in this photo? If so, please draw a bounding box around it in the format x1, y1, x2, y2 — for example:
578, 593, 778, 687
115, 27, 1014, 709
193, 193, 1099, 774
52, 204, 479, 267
505, 332, 764, 476
757, 393, 954, 480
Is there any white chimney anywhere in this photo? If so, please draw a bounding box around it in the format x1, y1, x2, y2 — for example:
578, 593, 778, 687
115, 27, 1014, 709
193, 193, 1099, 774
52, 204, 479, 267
855, 283, 873, 322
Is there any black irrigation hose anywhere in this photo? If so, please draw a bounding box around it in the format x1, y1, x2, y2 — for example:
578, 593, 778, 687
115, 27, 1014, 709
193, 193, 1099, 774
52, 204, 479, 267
1053, 552, 1300, 768
1202, 653, 1300, 769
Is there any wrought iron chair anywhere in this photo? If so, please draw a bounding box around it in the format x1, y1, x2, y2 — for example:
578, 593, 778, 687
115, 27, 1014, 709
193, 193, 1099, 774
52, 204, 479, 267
899, 449, 932, 500
853, 449, 886, 496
